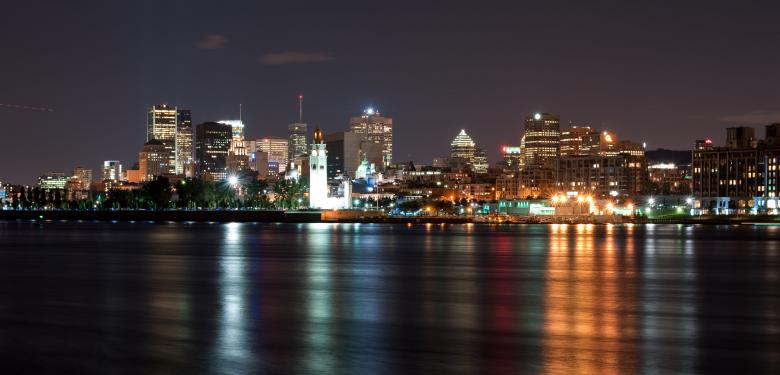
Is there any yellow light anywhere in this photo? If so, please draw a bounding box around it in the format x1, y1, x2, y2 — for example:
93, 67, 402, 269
586, 195, 593, 202
552, 195, 559, 204
577, 196, 584, 203
626, 203, 634, 211
606, 202, 614, 211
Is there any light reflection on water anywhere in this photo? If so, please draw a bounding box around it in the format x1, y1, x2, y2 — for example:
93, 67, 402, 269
0, 221, 779, 373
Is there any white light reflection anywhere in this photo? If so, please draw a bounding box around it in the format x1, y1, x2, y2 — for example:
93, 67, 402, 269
211, 223, 255, 372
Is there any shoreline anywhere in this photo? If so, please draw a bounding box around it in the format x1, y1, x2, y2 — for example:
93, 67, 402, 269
2, 210, 780, 225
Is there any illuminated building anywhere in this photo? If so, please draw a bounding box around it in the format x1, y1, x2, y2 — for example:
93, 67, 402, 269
556, 154, 647, 198
473, 148, 488, 174
695, 139, 714, 150
308, 127, 353, 210
139, 140, 171, 181
70, 167, 92, 190
38, 172, 68, 190
288, 122, 308, 162
326, 131, 383, 179
195, 122, 232, 180
560, 126, 596, 156
219, 120, 249, 174
147, 104, 177, 175
254, 137, 289, 174
501, 146, 523, 169
450, 129, 476, 160
102, 160, 122, 182
692, 124, 780, 214
648, 163, 691, 194
175, 109, 193, 176
309, 127, 328, 208
350, 108, 393, 167
523, 112, 560, 166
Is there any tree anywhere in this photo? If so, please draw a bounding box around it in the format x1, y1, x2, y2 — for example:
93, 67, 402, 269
140, 177, 172, 210
244, 179, 271, 208
274, 179, 306, 209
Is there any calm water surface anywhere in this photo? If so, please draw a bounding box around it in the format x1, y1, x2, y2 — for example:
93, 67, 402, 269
0, 221, 779, 374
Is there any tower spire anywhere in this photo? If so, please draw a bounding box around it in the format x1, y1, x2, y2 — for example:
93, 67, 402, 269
239, 103, 242, 122
298, 94, 303, 123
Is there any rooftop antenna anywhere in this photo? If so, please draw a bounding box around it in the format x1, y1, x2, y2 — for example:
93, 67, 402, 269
298, 94, 303, 123
239, 103, 242, 123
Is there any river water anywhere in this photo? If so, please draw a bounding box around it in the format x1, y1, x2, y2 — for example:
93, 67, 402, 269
0, 221, 778, 374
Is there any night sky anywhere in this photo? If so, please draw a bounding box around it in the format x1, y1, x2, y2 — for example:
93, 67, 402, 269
2, 0, 779, 184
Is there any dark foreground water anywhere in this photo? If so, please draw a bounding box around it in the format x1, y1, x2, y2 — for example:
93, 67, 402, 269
0, 221, 779, 374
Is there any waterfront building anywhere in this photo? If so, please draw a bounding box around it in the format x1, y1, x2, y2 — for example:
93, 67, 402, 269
523, 112, 560, 166
308, 127, 352, 209
692, 125, 780, 214
556, 154, 647, 198
139, 140, 171, 181
175, 109, 193, 175
147, 104, 177, 174
102, 161, 122, 182
195, 122, 232, 180
309, 127, 329, 208
350, 108, 393, 167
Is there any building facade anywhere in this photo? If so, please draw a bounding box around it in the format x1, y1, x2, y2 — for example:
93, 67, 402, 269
139, 140, 171, 181
556, 154, 647, 198
309, 127, 328, 208
288, 122, 308, 162
195, 122, 232, 180
175, 109, 193, 175
349, 108, 393, 166
523, 112, 560, 166
147, 104, 177, 174
254, 137, 289, 175
102, 161, 122, 182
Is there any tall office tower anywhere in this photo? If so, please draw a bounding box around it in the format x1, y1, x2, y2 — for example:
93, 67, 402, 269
288, 123, 308, 161
288, 95, 308, 162
195, 122, 232, 180
560, 125, 596, 156
349, 108, 393, 167
255, 137, 289, 174
139, 140, 171, 181
218, 120, 245, 143
726, 126, 756, 149
218, 120, 249, 173
103, 160, 122, 181
147, 104, 177, 174
175, 109, 193, 175
501, 146, 523, 169
308, 127, 328, 208
70, 167, 92, 190
523, 112, 560, 166
450, 129, 476, 161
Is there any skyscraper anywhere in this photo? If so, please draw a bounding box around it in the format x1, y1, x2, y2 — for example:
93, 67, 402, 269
175, 109, 193, 175
288, 95, 308, 162
195, 122, 232, 180
288, 123, 308, 162
147, 104, 177, 175
560, 125, 596, 156
102, 161, 122, 182
255, 137, 289, 174
349, 108, 393, 167
523, 112, 560, 166
139, 140, 171, 181
450, 129, 477, 161
219, 120, 249, 173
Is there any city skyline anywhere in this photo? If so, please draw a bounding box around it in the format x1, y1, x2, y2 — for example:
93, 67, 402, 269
2, 1, 780, 184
